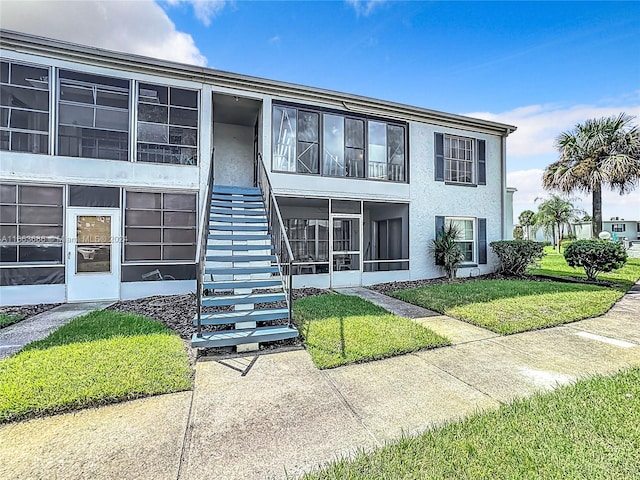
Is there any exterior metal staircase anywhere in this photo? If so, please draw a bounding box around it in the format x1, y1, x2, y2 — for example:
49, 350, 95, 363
191, 183, 298, 349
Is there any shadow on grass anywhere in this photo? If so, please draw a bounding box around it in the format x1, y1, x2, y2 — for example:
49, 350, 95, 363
21, 310, 173, 352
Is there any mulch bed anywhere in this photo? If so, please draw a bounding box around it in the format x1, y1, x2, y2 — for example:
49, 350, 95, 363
108, 287, 329, 357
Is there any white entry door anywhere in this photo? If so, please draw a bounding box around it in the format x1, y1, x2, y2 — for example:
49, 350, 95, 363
330, 215, 362, 288
66, 208, 121, 302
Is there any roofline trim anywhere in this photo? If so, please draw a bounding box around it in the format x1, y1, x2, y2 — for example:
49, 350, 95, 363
0, 29, 517, 136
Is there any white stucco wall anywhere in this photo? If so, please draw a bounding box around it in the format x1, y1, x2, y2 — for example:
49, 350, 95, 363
213, 122, 254, 187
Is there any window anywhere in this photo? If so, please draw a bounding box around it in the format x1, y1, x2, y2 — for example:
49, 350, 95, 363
124, 191, 197, 262
611, 224, 626, 232
58, 70, 129, 161
436, 215, 487, 265
0, 60, 50, 154
285, 219, 329, 274
272, 105, 406, 181
435, 133, 486, 185
0, 183, 63, 264
136, 83, 199, 165
447, 217, 475, 262
445, 136, 474, 183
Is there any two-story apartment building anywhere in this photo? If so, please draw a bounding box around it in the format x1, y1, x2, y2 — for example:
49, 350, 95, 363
0, 30, 516, 309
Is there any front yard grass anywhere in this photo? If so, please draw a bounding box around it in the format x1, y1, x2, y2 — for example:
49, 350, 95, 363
294, 294, 450, 369
302, 366, 640, 479
0, 313, 25, 329
394, 279, 622, 334
392, 250, 640, 335
0, 310, 192, 423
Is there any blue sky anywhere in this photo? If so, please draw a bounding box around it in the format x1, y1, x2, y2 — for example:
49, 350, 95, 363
2, 0, 639, 222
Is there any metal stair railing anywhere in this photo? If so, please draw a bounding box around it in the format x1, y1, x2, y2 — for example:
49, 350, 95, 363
196, 149, 215, 338
256, 152, 295, 326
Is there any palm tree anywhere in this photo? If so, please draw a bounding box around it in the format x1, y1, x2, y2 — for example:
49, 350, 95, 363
518, 210, 536, 240
543, 113, 640, 237
535, 195, 582, 252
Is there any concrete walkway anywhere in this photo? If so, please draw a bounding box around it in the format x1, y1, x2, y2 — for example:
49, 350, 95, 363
0, 301, 114, 359
1, 285, 639, 480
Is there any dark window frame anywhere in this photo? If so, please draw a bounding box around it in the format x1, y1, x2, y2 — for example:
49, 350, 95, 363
272, 102, 408, 183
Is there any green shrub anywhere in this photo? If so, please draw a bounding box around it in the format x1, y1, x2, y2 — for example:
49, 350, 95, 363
513, 226, 524, 240
490, 240, 546, 276
431, 223, 464, 280
563, 240, 628, 281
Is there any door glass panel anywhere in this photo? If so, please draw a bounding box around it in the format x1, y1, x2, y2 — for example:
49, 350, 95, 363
333, 218, 359, 251
333, 253, 359, 272
76, 215, 111, 273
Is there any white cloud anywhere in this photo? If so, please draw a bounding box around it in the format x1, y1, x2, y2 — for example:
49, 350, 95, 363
269, 35, 281, 44
0, 0, 207, 66
164, 0, 229, 26
346, 0, 387, 16
466, 102, 640, 158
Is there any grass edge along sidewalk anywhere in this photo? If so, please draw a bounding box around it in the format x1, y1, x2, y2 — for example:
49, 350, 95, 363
392, 255, 640, 335
301, 366, 640, 479
0, 310, 192, 423
294, 293, 450, 369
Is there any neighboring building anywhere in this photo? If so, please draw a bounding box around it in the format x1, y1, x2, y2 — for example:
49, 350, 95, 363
574, 219, 640, 241
0, 30, 517, 307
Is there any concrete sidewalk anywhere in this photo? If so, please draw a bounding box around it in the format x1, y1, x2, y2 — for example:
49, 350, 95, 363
1, 284, 639, 480
0, 301, 114, 359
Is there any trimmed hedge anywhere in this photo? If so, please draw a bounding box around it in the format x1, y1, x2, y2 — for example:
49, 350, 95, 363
563, 240, 628, 281
490, 240, 546, 276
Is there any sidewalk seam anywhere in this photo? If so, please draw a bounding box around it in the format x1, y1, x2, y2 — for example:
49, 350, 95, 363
175, 382, 197, 480
319, 370, 382, 447
410, 351, 505, 406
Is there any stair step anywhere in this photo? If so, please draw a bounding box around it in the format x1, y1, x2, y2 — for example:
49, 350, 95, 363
202, 292, 285, 306
206, 254, 276, 263
211, 200, 264, 209
205, 266, 279, 275
208, 244, 272, 251
210, 215, 267, 224
210, 225, 268, 232
211, 207, 266, 216
208, 234, 271, 241
203, 278, 282, 290
211, 194, 263, 202
194, 308, 289, 325
191, 325, 298, 348
213, 185, 262, 195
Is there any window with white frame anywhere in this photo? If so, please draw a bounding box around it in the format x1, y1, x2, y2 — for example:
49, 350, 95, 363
58, 70, 130, 161
136, 83, 199, 165
447, 217, 475, 262
444, 135, 474, 183
611, 223, 625, 232
0, 60, 50, 154
124, 191, 197, 262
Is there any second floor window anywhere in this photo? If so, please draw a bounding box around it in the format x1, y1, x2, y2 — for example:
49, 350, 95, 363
445, 135, 474, 183
0, 61, 50, 154
273, 105, 406, 182
58, 70, 130, 161
136, 83, 199, 165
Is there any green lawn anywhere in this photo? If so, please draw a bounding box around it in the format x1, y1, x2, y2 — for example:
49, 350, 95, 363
301, 367, 640, 479
393, 279, 623, 334
294, 294, 449, 369
392, 250, 640, 335
0, 313, 25, 329
0, 310, 192, 423
529, 246, 640, 288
